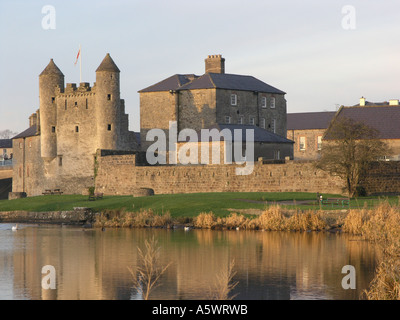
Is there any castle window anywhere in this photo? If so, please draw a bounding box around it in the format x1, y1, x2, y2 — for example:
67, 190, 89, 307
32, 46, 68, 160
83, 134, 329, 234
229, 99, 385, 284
58, 156, 63, 167
230, 94, 237, 106
260, 118, 266, 129
107, 94, 111, 101
52, 97, 55, 103
75, 126, 79, 133
107, 124, 112, 131
225, 116, 231, 124
51, 126, 56, 133
270, 97, 276, 109
261, 97, 267, 108
299, 136, 306, 151
86, 98, 88, 109
317, 136, 322, 150
65, 100, 67, 110
74, 101, 78, 107
249, 117, 255, 125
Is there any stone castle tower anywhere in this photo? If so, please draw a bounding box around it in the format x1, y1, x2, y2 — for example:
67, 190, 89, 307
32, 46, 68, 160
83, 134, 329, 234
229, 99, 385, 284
39, 53, 136, 160
12, 53, 138, 196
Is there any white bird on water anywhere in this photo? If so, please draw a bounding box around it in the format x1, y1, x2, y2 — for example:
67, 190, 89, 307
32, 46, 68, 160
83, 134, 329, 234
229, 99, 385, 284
11, 224, 18, 231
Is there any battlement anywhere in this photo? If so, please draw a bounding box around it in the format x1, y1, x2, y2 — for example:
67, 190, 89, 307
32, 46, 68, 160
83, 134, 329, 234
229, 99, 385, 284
64, 82, 93, 93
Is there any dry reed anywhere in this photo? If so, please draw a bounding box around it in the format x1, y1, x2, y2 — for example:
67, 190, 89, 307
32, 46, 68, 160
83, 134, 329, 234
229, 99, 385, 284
342, 201, 400, 300
208, 259, 239, 300
128, 236, 171, 300
94, 209, 172, 228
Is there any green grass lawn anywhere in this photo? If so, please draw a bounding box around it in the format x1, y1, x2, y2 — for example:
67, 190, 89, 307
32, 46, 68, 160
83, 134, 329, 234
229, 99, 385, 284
0, 192, 398, 218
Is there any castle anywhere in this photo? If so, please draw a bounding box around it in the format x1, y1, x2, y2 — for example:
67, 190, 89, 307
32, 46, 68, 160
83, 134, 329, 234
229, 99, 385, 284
12, 53, 298, 197
11, 54, 138, 196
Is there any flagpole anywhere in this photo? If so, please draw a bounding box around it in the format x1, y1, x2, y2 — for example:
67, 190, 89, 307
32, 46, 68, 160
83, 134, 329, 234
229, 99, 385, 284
79, 44, 82, 83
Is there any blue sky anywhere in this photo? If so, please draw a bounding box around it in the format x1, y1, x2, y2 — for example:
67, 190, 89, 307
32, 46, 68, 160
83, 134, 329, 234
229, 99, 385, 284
1, 0, 400, 134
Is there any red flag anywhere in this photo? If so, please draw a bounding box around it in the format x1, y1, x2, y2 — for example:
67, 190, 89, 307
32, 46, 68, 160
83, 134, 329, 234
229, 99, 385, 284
74, 49, 80, 65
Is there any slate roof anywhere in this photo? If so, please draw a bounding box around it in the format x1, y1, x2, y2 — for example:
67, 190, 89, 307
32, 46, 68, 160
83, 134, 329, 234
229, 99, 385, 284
287, 112, 336, 130
96, 53, 120, 73
139, 73, 285, 94
327, 106, 400, 140
0, 139, 12, 148
180, 124, 294, 144
139, 74, 197, 92
12, 125, 38, 139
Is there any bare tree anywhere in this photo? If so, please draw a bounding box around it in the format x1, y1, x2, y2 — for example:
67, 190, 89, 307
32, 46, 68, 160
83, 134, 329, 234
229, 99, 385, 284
0, 129, 19, 139
316, 117, 391, 197
128, 236, 171, 300
208, 259, 239, 300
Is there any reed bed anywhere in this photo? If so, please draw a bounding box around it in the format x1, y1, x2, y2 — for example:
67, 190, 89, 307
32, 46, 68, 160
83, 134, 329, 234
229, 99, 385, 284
342, 201, 400, 300
193, 205, 327, 231
94, 209, 172, 228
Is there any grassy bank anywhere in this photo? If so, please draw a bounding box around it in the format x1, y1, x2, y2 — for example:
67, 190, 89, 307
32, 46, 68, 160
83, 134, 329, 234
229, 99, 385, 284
1, 192, 399, 217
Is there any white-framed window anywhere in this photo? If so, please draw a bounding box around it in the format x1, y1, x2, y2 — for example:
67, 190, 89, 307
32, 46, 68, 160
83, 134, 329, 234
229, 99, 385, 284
317, 136, 322, 150
270, 97, 276, 109
271, 119, 276, 133
260, 118, 266, 129
230, 94, 237, 106
249, 117, 255, 125
299, 136, 306, 151
274, 150, 281, 160
238, 116, 243, 124
261, 97, 267, 108
225, 116, 231, 124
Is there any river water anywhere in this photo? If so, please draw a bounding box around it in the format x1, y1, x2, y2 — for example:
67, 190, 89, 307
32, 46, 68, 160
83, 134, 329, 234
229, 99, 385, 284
0, 223, 379, 300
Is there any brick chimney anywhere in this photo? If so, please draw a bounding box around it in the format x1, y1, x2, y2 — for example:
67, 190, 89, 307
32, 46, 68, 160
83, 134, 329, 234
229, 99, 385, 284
205, 54, 225, 74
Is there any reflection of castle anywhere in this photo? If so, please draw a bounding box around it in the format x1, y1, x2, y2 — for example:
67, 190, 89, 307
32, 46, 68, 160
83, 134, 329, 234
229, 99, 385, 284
10, 228, 377, 300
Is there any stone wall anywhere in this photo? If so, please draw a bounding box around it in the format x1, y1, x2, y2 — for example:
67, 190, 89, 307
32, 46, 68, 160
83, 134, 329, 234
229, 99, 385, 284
359, 161, 400, 195
0, 208, 94, 224
12, 135, 94, 197
94, 153, 347, 196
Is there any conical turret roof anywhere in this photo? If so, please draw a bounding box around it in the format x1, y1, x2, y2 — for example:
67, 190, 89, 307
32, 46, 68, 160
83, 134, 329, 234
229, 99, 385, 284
96, 53, 120, 72
39, 59, 64, 77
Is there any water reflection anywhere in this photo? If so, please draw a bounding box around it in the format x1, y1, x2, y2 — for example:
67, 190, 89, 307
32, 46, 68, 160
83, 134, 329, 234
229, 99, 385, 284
0, 224, 379, 300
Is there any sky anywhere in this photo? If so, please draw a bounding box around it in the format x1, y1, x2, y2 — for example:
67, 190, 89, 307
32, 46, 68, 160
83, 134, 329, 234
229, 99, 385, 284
1, 0, 400, 134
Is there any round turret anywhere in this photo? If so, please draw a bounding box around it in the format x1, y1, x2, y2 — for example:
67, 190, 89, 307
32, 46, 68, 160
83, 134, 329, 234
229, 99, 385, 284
39, 59, 64, 161
95, 53, 121, 150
